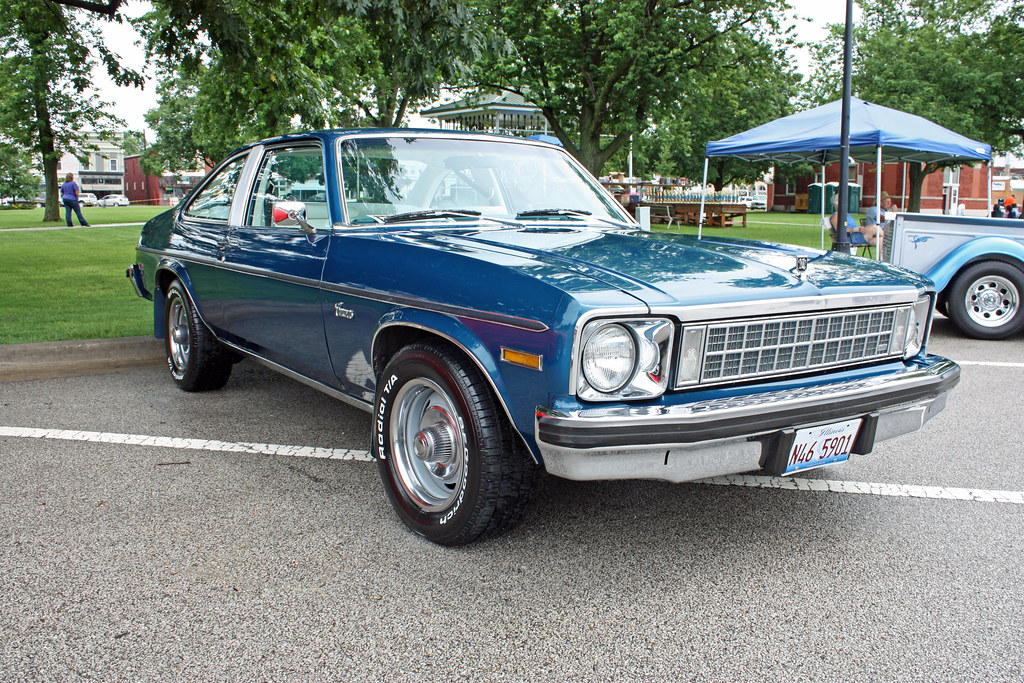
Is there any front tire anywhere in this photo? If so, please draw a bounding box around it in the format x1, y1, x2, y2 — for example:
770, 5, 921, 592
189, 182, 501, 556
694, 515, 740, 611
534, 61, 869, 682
164, 280, 234, 391
373, 342, 539, 546
947, 262, 1024, 340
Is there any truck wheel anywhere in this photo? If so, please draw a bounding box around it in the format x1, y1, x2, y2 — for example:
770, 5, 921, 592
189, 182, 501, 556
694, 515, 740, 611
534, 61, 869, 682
947, 262, 1024, 340
373, 341, 539, 546
164, 280, 234, 391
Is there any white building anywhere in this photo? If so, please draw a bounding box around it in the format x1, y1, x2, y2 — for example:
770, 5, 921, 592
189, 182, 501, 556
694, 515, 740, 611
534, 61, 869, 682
56, 132, 126, 197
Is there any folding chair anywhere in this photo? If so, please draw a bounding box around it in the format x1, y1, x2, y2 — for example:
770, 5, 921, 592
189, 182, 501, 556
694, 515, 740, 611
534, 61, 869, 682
651, 204, 676, 229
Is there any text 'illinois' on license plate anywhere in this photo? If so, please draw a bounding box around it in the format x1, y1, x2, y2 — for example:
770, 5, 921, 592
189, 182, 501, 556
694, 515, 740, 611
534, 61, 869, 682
784, 419, 862, 476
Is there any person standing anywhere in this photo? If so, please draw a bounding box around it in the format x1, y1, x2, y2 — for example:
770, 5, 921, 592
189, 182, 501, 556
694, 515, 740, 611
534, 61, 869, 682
60, 173, 89, 227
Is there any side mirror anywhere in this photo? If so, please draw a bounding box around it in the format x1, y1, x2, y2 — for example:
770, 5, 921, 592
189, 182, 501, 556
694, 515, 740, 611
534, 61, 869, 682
272, 201, 316, 234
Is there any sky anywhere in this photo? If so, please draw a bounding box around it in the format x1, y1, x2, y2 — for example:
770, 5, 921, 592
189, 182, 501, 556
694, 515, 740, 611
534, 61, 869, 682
91, 2, 857, 136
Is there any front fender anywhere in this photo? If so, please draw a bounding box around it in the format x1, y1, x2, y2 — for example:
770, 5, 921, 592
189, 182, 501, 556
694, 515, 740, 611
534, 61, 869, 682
372, 307, 555, 462
928, 237, 1024, 292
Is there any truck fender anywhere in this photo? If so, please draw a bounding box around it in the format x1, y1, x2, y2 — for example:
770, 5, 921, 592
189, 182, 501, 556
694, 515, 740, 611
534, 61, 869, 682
927, 237, 1024, 292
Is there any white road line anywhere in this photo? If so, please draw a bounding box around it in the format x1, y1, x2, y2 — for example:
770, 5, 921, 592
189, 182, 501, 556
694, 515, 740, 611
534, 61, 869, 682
3, 425, 1022, 505
956, 360, 1024, 368
0, 426, 372, 461
699, 474, 1024, 504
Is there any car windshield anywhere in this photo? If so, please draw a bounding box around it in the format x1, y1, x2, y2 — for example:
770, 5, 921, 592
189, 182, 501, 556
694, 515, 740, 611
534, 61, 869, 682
338, 136, 628, 225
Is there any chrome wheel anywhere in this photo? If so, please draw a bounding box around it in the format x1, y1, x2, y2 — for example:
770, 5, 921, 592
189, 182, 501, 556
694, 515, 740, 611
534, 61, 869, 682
389, 378, 466, 512
167, 295, 191, 376
963, 274, 1019, 328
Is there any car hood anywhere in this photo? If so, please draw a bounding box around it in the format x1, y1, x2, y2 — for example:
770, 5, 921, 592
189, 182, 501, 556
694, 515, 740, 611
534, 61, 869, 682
391, 223, 931, 310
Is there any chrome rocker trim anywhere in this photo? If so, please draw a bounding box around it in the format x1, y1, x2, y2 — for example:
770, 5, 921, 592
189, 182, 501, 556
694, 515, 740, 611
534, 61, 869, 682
535, 356, 959, 483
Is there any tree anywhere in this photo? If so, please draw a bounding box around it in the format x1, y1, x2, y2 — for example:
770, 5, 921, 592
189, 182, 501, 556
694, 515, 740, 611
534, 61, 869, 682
134, 0, 484, 171
0, 1, 141, 220
121, 131, 146, 157
472, 0, 791, 175
0, 143, 38, 201
806, 0, 1024, 212
629, 34, 801, 189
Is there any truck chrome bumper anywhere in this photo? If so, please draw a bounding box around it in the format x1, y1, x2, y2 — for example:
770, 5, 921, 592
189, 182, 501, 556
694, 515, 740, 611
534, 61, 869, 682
535, 357, 959, 483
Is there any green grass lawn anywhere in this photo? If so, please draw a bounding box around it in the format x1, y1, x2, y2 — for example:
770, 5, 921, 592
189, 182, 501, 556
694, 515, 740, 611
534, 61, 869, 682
0, 209, 860, 345
0, 225, 152, 344
0, 204, 168, 230
654, 209, 862, 250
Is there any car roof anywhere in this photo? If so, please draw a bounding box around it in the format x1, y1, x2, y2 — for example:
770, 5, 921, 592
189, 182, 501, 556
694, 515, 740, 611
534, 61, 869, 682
224, 128, 555, 156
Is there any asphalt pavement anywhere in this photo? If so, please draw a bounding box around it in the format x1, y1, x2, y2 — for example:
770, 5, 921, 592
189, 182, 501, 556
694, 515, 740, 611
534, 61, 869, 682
0, 318, 1021, 680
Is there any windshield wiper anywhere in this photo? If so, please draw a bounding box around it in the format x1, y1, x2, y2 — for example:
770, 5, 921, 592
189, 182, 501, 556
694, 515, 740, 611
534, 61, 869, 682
516, 207, 632, 229
516, 208, 592, 218
383, 209, 481, 224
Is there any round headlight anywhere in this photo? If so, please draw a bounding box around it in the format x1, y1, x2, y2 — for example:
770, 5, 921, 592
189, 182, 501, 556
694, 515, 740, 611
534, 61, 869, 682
582, 324, 637, 393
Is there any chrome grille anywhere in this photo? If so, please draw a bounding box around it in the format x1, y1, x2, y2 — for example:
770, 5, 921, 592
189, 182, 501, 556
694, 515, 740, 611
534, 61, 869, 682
681, 307, 907, 387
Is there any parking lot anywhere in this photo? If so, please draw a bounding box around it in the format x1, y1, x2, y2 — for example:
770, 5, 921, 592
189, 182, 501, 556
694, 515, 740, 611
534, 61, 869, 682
1, 317, 1021, 680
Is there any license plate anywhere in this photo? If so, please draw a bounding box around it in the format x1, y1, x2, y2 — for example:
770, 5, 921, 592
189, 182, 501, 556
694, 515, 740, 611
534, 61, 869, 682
784, 419, 862, 476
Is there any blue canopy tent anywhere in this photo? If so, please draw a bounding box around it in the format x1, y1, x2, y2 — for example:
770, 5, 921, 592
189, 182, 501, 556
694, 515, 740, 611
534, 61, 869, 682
699, 97, 992, 250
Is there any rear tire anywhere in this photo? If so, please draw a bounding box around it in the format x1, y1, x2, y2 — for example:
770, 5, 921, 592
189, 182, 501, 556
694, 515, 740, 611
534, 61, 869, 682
947, 262, 1024, 340
373, 341, 539, 546
164, 280, 234, 391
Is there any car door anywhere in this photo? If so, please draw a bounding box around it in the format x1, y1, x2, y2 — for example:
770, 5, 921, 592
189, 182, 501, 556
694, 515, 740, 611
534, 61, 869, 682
217, 142, 334, 384
173, 152, 251, 332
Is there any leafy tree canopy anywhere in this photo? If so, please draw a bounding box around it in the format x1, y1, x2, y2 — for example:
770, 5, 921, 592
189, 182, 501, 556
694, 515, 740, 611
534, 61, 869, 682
471, 0, 793, 174
805, 0, 1024, 211
134, 0, 484, 170
627, 33, 801, 189
0, 142, 38, 200
0, 0, 142, 219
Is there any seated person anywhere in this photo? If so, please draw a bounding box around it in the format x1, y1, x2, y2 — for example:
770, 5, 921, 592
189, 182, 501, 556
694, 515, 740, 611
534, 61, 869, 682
861, 192, 891, 246
830, 196, 881, 247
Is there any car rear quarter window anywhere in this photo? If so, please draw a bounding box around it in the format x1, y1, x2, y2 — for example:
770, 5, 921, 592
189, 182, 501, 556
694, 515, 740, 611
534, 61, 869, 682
184, 155, 249, 221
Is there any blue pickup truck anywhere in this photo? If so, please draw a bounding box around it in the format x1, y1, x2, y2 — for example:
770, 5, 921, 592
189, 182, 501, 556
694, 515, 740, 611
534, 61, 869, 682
884, 213, 1024, 339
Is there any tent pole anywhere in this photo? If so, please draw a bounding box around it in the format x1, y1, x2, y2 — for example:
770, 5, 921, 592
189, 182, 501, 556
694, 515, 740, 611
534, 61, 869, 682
698, 157, 709, 239
875, 145, 883, 259
820, 165, 826, 250
987, 162, 992, 215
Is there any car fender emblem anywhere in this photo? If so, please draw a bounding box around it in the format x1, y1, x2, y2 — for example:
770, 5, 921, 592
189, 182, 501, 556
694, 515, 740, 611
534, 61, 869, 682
334, 303, 354, 319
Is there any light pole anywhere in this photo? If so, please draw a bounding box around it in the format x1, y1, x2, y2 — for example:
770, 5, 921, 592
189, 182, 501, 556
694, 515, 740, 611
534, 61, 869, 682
834, 0, 855, 254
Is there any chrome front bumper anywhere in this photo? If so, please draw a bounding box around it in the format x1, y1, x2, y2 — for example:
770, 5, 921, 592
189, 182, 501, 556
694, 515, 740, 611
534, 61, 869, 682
535, 357, 959, 483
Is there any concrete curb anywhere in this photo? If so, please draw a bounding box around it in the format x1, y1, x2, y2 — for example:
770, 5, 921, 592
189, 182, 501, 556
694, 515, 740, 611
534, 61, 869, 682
0, 336, 165, 382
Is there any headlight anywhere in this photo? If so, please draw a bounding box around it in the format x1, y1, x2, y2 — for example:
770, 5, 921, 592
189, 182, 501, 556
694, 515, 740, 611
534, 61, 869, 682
578, 319, 673, 401
582, 324, 636, 392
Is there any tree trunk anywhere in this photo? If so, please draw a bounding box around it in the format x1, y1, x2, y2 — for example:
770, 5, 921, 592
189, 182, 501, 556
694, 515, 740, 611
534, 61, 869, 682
28, 28, 61, 221
906, 163, 925, 213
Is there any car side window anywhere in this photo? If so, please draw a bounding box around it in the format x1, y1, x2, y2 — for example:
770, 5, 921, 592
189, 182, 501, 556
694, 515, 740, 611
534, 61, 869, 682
183, 154, 248, 221
246, 145, 329, 229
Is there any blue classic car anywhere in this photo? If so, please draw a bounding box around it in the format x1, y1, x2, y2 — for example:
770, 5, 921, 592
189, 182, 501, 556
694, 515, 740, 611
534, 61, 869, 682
128, 130, 959, 545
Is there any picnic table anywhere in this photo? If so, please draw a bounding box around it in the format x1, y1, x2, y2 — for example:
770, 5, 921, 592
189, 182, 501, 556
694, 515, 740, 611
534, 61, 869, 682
644, 201, 748, 228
